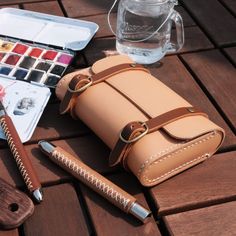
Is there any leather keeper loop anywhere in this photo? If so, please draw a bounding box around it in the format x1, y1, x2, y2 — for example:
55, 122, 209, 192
60, 74, 91, 115
109, 106, 208, 167
59, 63, 149, 116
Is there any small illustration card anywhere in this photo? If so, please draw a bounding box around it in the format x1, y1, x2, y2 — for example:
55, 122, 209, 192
0, 75, 51, 142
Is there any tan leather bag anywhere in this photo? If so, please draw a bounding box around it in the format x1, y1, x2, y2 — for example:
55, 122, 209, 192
56, 55, 225, 187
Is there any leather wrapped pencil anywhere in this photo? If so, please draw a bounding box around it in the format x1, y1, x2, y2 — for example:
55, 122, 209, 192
38, 140, 151, 223
55, 55, 225, 186
0, 101, 43, 202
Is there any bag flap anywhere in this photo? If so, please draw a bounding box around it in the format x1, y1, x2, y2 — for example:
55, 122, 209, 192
163, 116, 224, 140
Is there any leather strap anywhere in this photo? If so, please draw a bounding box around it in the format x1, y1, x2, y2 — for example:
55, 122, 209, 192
60, 63, 149, 116
109, 107, 208, 167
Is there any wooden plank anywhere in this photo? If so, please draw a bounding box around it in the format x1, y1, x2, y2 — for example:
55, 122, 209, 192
81, 13, 115, 38
29, 103, 90, 142
0, 134, 112, 188
181, 0, 236, 46
24, 183, 90, 236
80, 172, 161, 236
181, 50, 236, 133
22, 1, 64, 16
0, 0, 52, 5
177, 26, 213, 53
164, 201, 236, 235
0, 230, 18, 236
0, 5, 19, 9
84, 38, 116, 65
150, 55, 236, 149
224, 47, 236, 66
149, 151, 236, 215
175, 6, 196, 27
221, 0, 236, 15
61, 0, 112, 18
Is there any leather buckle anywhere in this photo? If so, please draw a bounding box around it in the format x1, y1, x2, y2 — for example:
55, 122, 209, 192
67, 76, 92, 93
119, 122, 149, 144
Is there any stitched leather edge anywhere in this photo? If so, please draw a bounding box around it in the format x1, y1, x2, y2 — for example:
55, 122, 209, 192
139, 131, 217, 184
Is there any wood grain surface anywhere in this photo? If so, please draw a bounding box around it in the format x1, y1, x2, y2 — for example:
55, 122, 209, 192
224, 47, 236, 66
181, 0, 236, 46
0, 178, 34, 230
164, 201, 236, 236
80, 172, 161, 236
23, 183, 90, 236
181, 50, 236, 133
22, 1, 64, 16
0, 230, 18, 236
150, 151, 236, 215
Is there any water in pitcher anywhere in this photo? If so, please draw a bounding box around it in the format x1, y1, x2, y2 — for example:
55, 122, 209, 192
116, 1, 173, 64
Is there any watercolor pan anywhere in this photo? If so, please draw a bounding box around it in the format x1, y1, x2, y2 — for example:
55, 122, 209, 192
27, 69, 45, 83
29, 48, 43, 58
57, 54, 73, 65
42, 50, 58, 61
13, 68, 28, 80
0, 40, 14, 52
0, 8, 98, 88
20, 56, 36, 69
12, 43, 28, 54
45, 75, 60, 87
0, 66, 12, 75
0, 53, 5, 61
5, 54, 21, 65
50, 64, 66, 76
35, 61, 52, 72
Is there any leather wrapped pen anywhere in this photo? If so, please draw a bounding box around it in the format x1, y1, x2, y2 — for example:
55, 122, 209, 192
38, 140, 151, 223
0, 101, 43, 203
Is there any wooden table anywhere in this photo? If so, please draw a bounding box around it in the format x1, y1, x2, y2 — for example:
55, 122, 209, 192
0, 0, 235, 235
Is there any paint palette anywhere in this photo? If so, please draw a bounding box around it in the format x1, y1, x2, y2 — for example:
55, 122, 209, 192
0, 39, 74, 87
0, 8, 99, 88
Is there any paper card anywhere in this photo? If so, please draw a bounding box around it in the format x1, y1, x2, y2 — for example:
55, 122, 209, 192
0, 76, 51, 142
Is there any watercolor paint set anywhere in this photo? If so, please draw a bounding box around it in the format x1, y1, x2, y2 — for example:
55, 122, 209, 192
0, 8, 98, 88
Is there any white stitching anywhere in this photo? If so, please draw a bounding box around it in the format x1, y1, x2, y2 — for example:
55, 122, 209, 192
137, 141, 186, 176
52, 150, 131, 210
139, 132, 216, 183
0, 118, 34, 190
145, 153, 210, 183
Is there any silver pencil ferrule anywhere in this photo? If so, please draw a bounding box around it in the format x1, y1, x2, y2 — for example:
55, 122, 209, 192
38, 140, 55, 155
129, 202, 151, 223
32, 188, 43, 203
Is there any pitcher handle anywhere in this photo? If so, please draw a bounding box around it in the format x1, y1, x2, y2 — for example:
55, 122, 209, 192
166, 10, 184, 53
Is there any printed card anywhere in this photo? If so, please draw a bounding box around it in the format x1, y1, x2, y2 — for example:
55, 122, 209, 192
0, 76, 51, 142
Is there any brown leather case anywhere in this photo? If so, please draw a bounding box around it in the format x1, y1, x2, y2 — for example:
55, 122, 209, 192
56, 55, 225, 186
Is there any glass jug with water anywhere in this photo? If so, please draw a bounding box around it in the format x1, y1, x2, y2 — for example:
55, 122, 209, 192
108, 0, 184, 64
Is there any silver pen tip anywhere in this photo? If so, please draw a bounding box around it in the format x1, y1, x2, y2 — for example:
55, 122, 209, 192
32, 188, 43, 203
129, 202, 151, 223
38, 140, 55, 154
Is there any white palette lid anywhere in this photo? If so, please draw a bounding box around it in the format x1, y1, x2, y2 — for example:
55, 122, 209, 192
0, 8, 99, 51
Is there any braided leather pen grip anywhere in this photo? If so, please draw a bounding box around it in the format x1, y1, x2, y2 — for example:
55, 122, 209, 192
0, 116, 40, 192
51, 147, 136, 212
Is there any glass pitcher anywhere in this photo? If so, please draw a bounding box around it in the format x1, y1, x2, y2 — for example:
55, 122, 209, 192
109, 0, 184, 64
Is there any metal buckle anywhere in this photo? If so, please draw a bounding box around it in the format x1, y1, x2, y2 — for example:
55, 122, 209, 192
119, 122, 149, 144
67, 77, 92, 93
